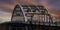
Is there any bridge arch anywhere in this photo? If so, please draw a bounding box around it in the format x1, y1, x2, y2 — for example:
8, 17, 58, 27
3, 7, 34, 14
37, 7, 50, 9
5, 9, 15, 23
11, 4, 53, 25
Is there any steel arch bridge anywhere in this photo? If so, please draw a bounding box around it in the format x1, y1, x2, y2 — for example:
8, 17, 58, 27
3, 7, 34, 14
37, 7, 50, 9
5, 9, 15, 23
11, 4, 55, 26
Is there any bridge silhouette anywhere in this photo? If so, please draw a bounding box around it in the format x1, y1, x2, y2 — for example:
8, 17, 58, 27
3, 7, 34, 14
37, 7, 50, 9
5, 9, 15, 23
0, 4, 60, 30
11, 4, 58, 26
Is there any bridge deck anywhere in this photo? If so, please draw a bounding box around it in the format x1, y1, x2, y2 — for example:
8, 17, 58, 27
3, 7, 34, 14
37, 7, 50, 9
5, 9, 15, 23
0, 22, 60, 30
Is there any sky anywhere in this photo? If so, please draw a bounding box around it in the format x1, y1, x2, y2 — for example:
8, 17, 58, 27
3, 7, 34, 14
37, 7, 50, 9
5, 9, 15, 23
0, 0, 60, 23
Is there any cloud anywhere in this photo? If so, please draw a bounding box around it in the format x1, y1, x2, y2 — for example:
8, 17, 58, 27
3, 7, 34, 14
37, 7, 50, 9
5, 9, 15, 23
13, 0, 38, 5
0, 11, 11, 23
0, 17, 11, 23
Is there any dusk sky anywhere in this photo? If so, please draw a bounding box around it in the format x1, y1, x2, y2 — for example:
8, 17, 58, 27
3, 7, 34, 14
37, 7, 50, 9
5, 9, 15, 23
0, 0, 60, 23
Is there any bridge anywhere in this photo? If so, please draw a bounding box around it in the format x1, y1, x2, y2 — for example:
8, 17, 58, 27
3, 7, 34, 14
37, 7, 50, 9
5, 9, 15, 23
11, 4, 58, 26
0, 4, 60, 30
